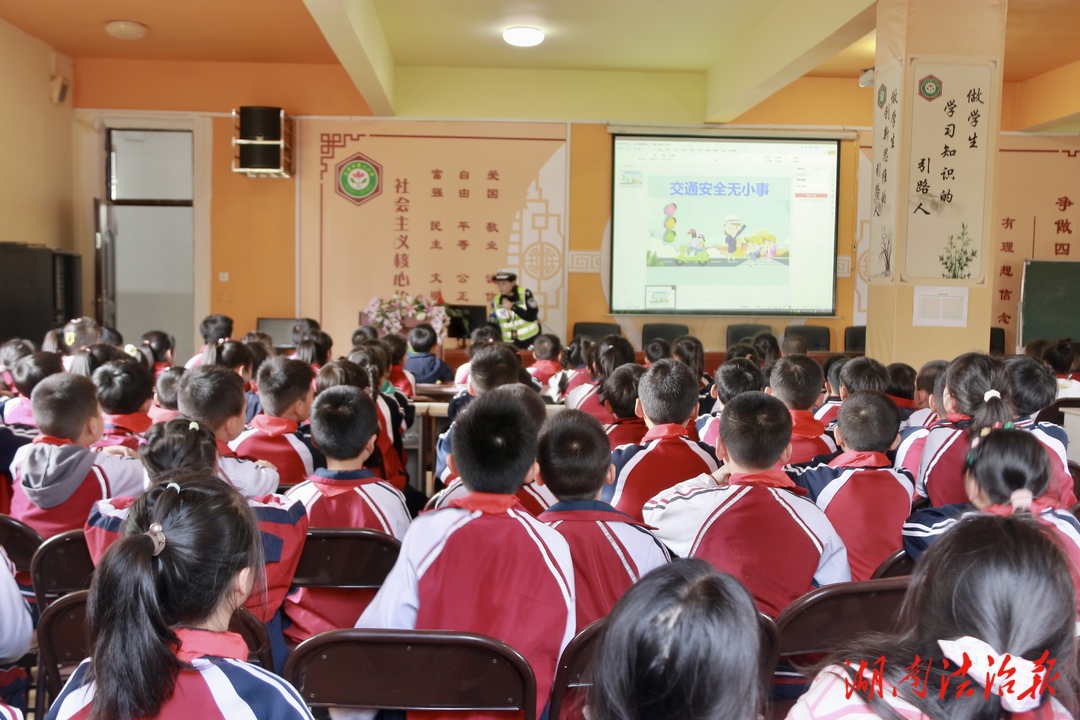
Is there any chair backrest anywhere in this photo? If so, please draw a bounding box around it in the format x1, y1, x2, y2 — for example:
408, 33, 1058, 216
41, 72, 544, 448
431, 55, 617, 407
784, 326, 831, 352
284, 628, 537, 719
291, 528, 401, 589
989, 327, 1006, 354
0, 514, 43, 573
870, 549, 915, 579
1036, 399, 1080, 426
549, 617, 606, 720
37, 589, 90, 705
572, 322, 622, 341
30, 529, 95, 609
727, 324, 771, 349
844, 325, 867, 352
641, 323, 689, 346
757, 612, 782, 692
775, 577, 911, 657
229, 606, 275, 670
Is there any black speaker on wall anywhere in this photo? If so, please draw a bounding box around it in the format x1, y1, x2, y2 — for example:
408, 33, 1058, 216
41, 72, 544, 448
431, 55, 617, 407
232, 106, 294, 177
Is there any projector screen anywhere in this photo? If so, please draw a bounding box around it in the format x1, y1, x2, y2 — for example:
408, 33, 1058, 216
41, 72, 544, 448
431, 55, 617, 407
610, 134, 840, 315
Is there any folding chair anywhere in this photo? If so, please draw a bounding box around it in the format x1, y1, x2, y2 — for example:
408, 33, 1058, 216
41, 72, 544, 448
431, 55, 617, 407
871, 549, 915, 579
549, 618, 605, 720
291, 528, 401, 589
284, 628, 537, 719
1036, 399, 1080, 426
36, 590, 90, 717
0, 515, 43, 574
776, 577, 910, 657
30, 530, 94, 610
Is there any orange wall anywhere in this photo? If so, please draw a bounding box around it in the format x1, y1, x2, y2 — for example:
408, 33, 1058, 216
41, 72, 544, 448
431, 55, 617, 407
74, 59, 371, 336
731, 76, 874, 127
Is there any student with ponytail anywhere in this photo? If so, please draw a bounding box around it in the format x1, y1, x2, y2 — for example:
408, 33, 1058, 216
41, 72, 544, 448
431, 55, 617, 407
566, 334, 636, 424
137, 330, 175, 380
48, 474, 312, 720
916, 352, 1016, 505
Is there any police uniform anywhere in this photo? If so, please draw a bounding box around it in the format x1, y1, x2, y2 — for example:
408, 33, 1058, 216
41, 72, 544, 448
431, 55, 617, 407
489, 271, 540, 348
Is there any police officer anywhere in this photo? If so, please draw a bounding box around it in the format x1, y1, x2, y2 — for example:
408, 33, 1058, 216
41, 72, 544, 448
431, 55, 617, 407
490, 270, 540, 349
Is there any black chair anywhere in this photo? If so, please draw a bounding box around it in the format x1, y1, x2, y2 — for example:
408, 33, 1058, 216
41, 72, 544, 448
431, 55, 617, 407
572, 322, 622, 340
284, 629, 537, 718
641, 323, 689, 346
0, 515, 43, 574
870, 549, 915, 579
784, 326, 831, 352
1036, 399, 1080, 426
726, 324, 771, 348
291, 528, 401, 589
30, 529, 95, 609
844, 325, 866, 352
989, 327, 1006, 354
549, 618, 605, 720
36, 590, 90, 717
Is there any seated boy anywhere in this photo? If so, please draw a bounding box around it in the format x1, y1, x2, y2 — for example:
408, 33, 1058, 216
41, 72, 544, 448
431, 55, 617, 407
184, 313, 233, 368
527, 333, 563, 385
91, 359, 154, 450
284, 385, 410, 642
786, 391, 914, 580
148, 366, 184, 424
812, 355, 849, 425
380, 333, 415, 397
906, 359, 948, 429
604, 359, 720, 522
10, 374, 144, 539
696, 357, 764, 448
537, 410, 669, 629
599, 363, 648, 450
178, 365, 280, 496
2, 352, 64, 427
353, 390, 575, 720
403, 323, 454, 384
768, 355, 837, 463
644, 392, 849, 617
884, 362, 919, 419
231, 356, 324, 487
454, 324, 500, 388
895, 370, 948, 476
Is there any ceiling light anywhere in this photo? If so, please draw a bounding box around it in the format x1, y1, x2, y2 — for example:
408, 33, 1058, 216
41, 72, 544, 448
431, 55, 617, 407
104, 20, 148, 40
503, 27, 544, 47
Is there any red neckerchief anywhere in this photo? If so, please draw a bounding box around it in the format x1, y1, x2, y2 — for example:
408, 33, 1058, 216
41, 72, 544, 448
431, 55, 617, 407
445, 491, 524, 514
642, 423, 690, 442
945, 412, 972, 425
885, 394, 918, 410
828, 450, 893, 468
33, 435, 75, 446
103, 412, 153, 435
250, 414, 298, 438
789, 409, 827, 439
983, 498, 1057, 518
174, 628, 249, 663
216, 439, 238, 458
728, 469, 808, 495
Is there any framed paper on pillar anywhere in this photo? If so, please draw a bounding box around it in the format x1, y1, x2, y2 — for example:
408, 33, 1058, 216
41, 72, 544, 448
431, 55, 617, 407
868, 60, 904, 283
900, 57, 998, 284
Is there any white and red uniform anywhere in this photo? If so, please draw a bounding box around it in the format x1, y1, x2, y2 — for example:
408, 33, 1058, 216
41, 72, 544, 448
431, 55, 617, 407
813, 398, 842, 426
527, 359, 561, 386
215, 439, 280, 497
1015, 415, 1078, 509
695, 411, 722, 450
283, 468, 410, 643
429, 478, 556, 517
45, 628, 313, 720
539, 500, 670, 629
230, 415, 321, 488
788, 409, 838, 465
92, 412, 152, 451
787, 451, 915, 580
604, 416, 649, 451
0, 547, 30, 665
354, 493, 575, 720
388, 364, 416, 398
565, 382, 615, 425
644, 469, 850, 617
604, 423, 720, 522
1, 397, 34, 428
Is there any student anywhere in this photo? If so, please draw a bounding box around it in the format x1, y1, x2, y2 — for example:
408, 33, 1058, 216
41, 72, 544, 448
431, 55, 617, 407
885, 362, 919, 418
99, 326, 123, 347
353, 390, 575, 720
284, 386, 410, 642
2, 352, 64, 427
380, 332, 415, 397
243, 338, 275, 423
148, 366, 184, 424
0, 541, 32, 715
781, 333, 808, 356
295, 330, 333, 371
599, 363, 649, 449
787, 391, 914, 580
768, 355, 837, 463
67, 343, 126, 379
552, 335, 594, 401
91, 359, 155, 451
291, 318, 320, 347
335, 354, 411, 493
672, 335, 710, 390
231, 357, 324, 488
185, 313, 233, 368
136, 330, 175, 380
906, 359, 949, 428
605, 359, 720, 522
696, 357, 764, 448
567, 335, 636, 424
177, 366, 280, 497
453, 324, 500, 387
643, 338, 670, 368
0, 338, 34, 396
1045, 339, 1080, 398
725, 341, 762, 366
351, 325, 379, 345
585, 560, 761, 720
813, 354, 849, 425
48, 474, 313, 720
751, 331, 781, 366
527, 333, 562, 385
9, 374, 144, 539
537, 410, 670, 629
644, 392, 849, 617
403, 323, 453, 384
791, 514, 1078, 720
59, 316, 100, 359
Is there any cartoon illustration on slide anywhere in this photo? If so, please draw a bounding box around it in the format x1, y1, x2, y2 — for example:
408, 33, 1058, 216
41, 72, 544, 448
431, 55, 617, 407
722, 215, 746, 254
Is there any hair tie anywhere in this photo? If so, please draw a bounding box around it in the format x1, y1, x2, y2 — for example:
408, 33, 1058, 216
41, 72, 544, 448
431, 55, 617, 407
188, 421, 200, 432
216, 338, 226, 346
64, 331, 76, 347
145, 522, 167, 556
1010, 488, 1034, 511
984, 389, 1001, 402
123, 344, 139, 358
938, 637, 1046, 713
165, 482, 181, 494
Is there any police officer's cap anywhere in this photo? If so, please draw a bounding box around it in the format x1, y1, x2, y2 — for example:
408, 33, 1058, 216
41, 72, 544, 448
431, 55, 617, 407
493, 270, 517, 282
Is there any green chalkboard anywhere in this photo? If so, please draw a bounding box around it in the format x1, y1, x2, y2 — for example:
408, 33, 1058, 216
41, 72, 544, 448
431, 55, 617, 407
1020, 260, 1080, 346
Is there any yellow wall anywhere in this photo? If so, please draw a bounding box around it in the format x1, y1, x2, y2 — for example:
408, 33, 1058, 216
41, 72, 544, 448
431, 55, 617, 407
0, 17, 75, 249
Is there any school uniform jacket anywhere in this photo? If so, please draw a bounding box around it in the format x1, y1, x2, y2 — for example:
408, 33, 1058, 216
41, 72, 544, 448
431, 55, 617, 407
1015, 415, 1078, 508
430, 478, 557, 517
604, 423, 720, 522
91, 412, 152, 451
230, 415, 324, 488
0, 547, 30, 666
813, 397, 842, 426
643, 469, 850, 617
0, 397, 34, 428
603, 416, 649, 450
45, 628, 313, 720
355, 493, 575, 720
0, 425, 34, 515
282, 468, 411, 643
215, 439, 281, 497
539, 500, 670, 629
527, 359, 561, 386
894, 423, 930, 478
565, 382, 615, 425
786, 451, 915, 581
388, 364, 416, 397
788, 410, 838, 465
695, 411, 722, 449
9, 437, 145, 540
373, 395, 408, 490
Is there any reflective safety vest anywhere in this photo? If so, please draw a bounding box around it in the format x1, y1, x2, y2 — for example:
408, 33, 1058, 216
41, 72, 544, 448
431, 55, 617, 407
490, 287, 540, 343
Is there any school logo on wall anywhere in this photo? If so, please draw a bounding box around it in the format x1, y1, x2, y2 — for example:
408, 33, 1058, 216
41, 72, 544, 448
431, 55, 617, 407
335, 152, 382, 206
918, 75, 943, 102
877, 84, 887, 108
